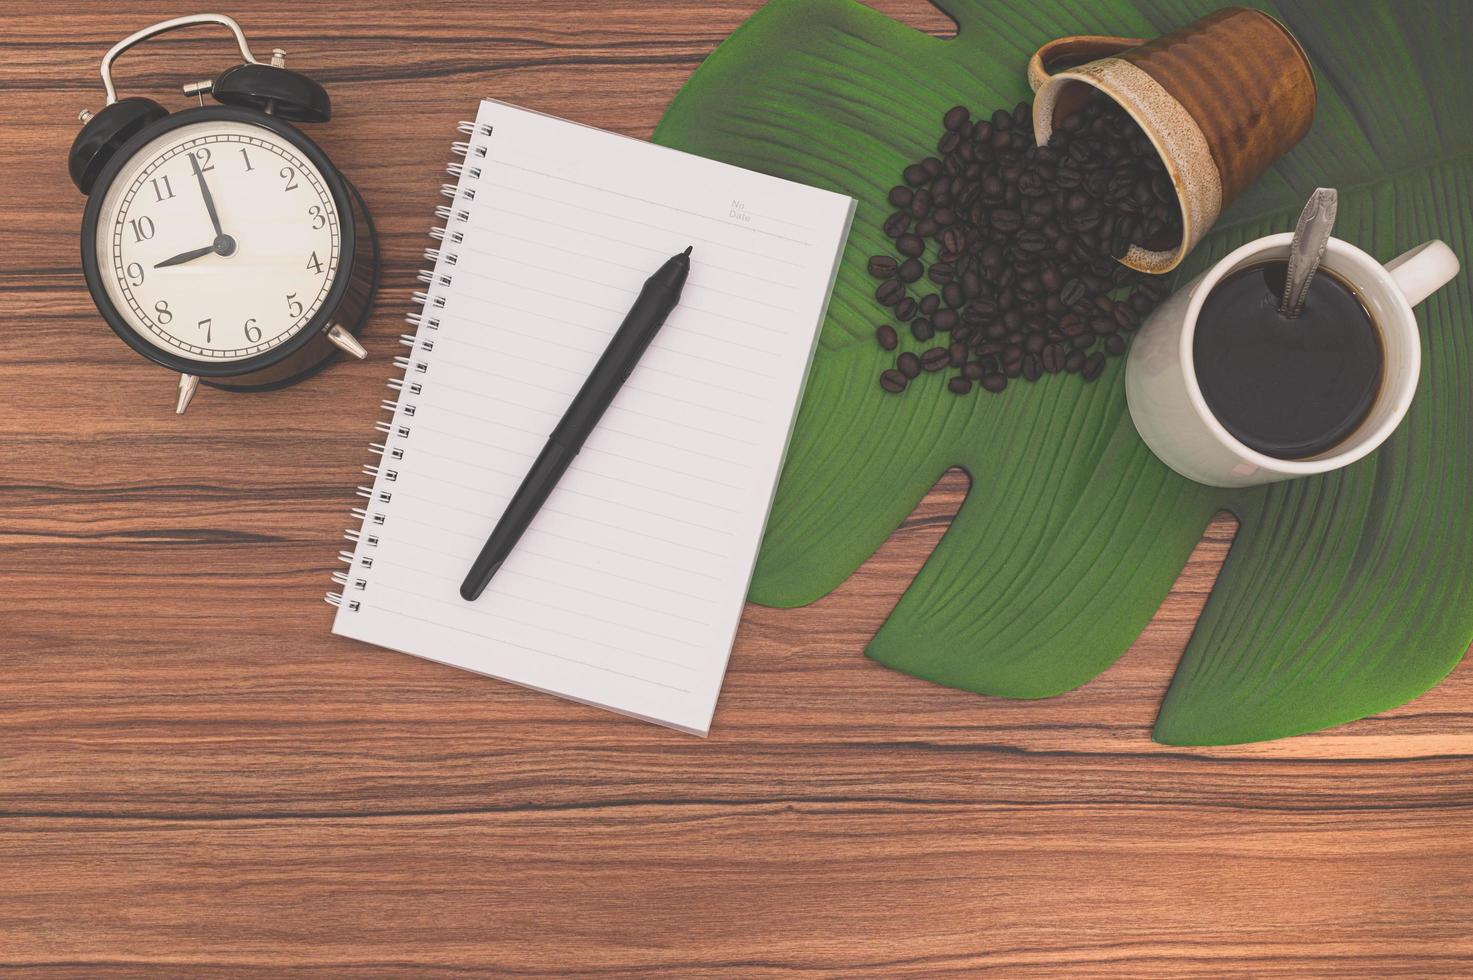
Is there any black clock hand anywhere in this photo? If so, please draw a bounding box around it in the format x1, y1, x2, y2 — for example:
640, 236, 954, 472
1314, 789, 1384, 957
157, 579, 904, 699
154, 244, 217, 268
189, 153, 224, 238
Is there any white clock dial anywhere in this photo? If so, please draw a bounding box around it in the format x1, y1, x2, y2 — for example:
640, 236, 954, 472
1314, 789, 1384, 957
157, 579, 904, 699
95, 119, 341, 362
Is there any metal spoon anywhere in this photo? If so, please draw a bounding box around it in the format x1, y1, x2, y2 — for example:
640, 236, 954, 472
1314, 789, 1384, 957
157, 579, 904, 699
1280, 187, 1338, 318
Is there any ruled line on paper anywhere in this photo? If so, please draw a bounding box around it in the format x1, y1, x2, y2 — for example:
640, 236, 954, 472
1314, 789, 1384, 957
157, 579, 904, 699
367, 536, 722, 623
475, 202, 805, 289
385, 514, 726, 598
450, 265, 789, 356
386, 488, 732, 561
432, 322, 774, 403
429, 403, 756, 473
368, 579, 702, 675
411, 445, 744, 517
458, 239, 803, 316
404, 462, 738, 540
413, 422, 749, 493
366, 555, 711, 648
488, 160, 819, 244
474, 179, 809, 262
418, 377, 760, 450
359, 602, 696, 693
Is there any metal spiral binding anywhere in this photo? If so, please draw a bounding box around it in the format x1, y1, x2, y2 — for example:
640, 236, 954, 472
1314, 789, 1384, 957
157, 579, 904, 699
327, 116, 489, 612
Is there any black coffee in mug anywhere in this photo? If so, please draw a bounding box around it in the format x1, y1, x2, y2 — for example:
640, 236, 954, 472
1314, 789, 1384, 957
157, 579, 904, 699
1192, 261, 1383, 460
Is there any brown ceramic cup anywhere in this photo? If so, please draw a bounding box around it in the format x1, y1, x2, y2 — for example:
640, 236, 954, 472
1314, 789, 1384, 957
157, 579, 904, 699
1028, 6, 1316, 273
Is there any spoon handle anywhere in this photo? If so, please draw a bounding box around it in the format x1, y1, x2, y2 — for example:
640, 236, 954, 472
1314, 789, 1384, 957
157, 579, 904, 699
1280, 188, 1338, 318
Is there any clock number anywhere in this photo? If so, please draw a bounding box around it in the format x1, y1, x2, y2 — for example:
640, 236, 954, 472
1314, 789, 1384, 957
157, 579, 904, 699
239, 147, 254, 172
306, 251, 324, 275
192, 147, 214, 172
308, 205, 326, 230
129, 216, 155, 242
280, 167, 299, 192
154, 300, 172, 324
244, 318, 262, 343
198, 318, 212, 343
150, 175, 175, 202
125, 262, 145, 287
286, 292, 304, 318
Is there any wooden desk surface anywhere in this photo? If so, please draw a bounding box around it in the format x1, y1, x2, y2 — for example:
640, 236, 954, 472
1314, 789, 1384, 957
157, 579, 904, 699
3, 2, 1470, 974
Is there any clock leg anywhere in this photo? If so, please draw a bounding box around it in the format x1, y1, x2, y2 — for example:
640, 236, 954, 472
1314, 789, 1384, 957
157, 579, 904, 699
326, 322, 367, 359
176, 373, 200, 415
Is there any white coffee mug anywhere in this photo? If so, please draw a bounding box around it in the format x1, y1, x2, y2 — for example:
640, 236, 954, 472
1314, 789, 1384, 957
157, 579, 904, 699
1126, 233, 1460, 487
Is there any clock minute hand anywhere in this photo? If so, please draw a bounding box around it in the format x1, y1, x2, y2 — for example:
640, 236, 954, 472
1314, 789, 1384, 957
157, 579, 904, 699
189, 153, 224, 237
154, 244, 217, 268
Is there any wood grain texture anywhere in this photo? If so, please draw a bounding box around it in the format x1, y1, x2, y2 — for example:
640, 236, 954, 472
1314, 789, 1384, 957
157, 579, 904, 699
1, 1, 1469, 974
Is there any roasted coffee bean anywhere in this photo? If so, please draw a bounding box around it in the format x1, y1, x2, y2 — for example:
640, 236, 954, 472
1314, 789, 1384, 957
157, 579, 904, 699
876, 280, 905, 306
915, 216, 939, 238
867, 255, 899, 279
1015, 230, 1048, 253
932, 308, 960, 332
939, 226, 968, 257
888, 185, 913, 208
991, 209, 1022, 233
910, 189, 933, 218
897, 351, 921, 378
1081, 351, 1107, 381
895, 297, 918, 321
919, 294, 941, 316
883, 211, 911, 238
927, 262, 955, 285
1064, 349, 1085, 373
949, 341, 968, 366
910, 318, 935, 342
896, 234, 925, 258
962, 361, 986, 381
880, 369, 908, 393
921, 347, 951, 372
903, 163, 930, 186
943, 105, 971, 131
897, 258, 924, 283
942, 282, 965, 308
948, 376, 973, 395
1104, 334, 1127, 356
1059, 278, 1086, 306
1022, 353, 1042, 381
1113, 303, 1139, 330
981, 373, 1008, 393
875, 324, 899, 350
1042, 343, 1066, 373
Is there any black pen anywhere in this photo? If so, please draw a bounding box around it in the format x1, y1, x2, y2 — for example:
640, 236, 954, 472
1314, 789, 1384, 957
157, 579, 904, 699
460, 246, 693, 601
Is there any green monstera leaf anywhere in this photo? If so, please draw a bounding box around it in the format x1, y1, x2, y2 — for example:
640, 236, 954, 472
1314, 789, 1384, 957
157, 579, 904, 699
653, 0, 1473, 744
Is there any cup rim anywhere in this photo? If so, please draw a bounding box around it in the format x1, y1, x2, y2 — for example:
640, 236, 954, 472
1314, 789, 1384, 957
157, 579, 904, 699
1035, 68, 1193, 274
1177, 232, 1421, 475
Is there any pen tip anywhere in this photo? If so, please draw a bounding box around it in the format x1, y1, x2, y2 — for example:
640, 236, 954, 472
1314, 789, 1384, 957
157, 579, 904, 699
683, 246, 693, 257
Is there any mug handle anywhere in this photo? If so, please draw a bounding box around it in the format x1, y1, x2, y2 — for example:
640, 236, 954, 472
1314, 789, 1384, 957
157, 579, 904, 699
1386, 240, 1461, 308
1027, 35, 1146, 92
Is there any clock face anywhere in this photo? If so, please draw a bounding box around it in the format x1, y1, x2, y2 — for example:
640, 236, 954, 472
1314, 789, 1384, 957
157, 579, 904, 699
93, 119, 341, 363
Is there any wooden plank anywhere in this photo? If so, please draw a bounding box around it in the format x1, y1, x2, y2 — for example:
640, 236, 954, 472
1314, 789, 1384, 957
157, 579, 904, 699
1, 1, 1469, 973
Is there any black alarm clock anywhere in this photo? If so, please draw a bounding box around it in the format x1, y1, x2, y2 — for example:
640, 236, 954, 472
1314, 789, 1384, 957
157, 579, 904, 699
69, 14, 378, 414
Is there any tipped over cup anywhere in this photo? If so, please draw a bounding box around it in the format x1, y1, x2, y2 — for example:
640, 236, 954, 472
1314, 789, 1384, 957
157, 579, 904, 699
1029, 6, 1317, 274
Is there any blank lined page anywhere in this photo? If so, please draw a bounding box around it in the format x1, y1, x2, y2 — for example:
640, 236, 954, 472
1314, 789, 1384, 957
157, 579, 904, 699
332, 99, 854, 734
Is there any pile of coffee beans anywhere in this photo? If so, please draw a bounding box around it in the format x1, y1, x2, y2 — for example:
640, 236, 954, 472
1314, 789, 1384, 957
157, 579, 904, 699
871, 96, 1179, 396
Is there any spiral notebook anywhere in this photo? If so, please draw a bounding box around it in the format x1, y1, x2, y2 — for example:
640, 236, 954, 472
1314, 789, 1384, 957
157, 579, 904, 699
328, 99, 855, 735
